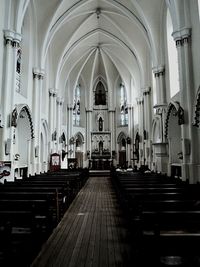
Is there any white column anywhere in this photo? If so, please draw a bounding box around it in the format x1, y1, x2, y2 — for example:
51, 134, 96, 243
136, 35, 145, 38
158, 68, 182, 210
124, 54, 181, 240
127, 105, 133, 167
151, 66, 168, 173
56, 97, 60, 153
143, 87, 152, 167
49, 89, 54, 153
1, 30, 14, 160
182, 32, 196, 173
86, 109, 92, 158
136, 97, 144, 166
173, 28, 197, 182
52, 91, 57, 153
67, 104, 73, 158
32, 68, 44, 174
109, 110, 115, 151
56, 97, 63, 153
10, 35, 22, 162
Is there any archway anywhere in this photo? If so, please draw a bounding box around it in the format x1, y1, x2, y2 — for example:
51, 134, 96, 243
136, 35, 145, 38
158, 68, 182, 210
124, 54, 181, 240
40, 119, 49, 172
13, 105, 34, 178
99, 117, 103, 131
117, 132, 127, 168
74, 132, 84, 168
95, 81, 106, 105
165, 102, 184, 178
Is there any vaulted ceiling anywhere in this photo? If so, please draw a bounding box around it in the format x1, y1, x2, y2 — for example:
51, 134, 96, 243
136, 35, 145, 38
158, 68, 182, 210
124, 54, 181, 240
23, 0, 166, 104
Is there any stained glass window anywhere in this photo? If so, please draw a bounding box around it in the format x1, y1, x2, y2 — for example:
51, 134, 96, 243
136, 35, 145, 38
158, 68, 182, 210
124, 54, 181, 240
73, 84, 81, 126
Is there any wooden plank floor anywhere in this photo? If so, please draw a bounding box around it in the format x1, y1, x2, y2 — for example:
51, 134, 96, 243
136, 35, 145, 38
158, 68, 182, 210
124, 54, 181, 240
31, 176, 134, 267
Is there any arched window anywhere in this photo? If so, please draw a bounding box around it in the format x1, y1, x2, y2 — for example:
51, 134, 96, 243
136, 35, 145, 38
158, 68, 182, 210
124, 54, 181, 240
99, 141, 103, 154
15, 44, 22, 93
120, 83, 128, 126
73, 84, 81, 126
166, 9, 180, 98
95, 81, 106, 105
99, 117, 103, 131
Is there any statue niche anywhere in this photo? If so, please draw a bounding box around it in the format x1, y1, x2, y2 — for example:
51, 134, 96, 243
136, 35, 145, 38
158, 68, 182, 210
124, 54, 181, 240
95, 81, 106, 105
99, 117, 103, 131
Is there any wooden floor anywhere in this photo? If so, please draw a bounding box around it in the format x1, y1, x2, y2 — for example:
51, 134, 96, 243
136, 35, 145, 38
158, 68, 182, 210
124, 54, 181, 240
31, 176, 134, 267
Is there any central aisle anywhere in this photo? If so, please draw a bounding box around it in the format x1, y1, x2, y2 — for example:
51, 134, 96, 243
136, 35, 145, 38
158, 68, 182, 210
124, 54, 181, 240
31, 175, 134, 267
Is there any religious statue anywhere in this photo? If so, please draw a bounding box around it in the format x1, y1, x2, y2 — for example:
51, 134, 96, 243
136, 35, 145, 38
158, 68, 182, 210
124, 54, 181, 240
11, 108, 18, 127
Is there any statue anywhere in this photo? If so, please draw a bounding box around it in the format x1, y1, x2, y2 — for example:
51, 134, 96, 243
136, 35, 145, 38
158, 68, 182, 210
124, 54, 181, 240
11, 108, 18, 127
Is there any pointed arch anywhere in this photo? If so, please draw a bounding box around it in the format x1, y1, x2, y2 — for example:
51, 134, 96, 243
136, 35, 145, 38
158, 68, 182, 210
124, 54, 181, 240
165, 101, 184, 138
193, 87, 200, 127
11, 104, 34, 138
117, 131, 127, 144
152, 115, 162, 143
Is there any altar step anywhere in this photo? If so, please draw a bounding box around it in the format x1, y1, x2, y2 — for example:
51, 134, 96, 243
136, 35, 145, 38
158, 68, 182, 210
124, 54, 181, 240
89, 170, 110, 177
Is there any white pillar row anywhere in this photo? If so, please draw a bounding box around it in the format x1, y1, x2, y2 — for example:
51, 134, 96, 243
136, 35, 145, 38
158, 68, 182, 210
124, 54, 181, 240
10, 34, 22, 163
152, 67, 168, 142
153, 66, 167, 105
0, 30, 20, 161
86, 109, 92, 158
131, 106, 134, 166
142, 87, 152, 167
109, 110, 115, 152
52, 91, 57, 153
173, 28, 197, 182
56, 97, 63, 153
32, 68, 44, 174
128, 105, 133, 167
49, 89, 54, 153
67, 104, 73, 157
136, 97, 144, 166
151, 67, 169, 174
56, 97, 60, 153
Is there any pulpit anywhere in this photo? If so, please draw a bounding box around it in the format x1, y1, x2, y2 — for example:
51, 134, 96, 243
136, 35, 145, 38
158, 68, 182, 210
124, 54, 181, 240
50, 153, 60, 171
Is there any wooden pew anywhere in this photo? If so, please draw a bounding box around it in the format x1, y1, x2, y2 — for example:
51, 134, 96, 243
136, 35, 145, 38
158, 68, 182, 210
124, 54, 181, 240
0, 169, 89, 266
111, 170, 200, 265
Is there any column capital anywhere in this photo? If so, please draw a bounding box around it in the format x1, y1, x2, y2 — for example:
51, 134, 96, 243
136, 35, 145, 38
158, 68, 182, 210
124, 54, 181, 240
136, 97, 144, 105
49, 88, 57, 97
68, 104, 73, 110
153, 103, 168, 114
53, 90, 58, 97
127, 104, 133, 109
4, 29, 15, 45
60, 98, 64, 105
4, 30, 22, 47
142, 87, 151, 96
33, 68, 45, 80
49, 88, 55, 96
86, 107, 93, 112
172, 28, 191, 47
13, 32, 22, 47
57, 97, 63, 105
153, 66, 165, 77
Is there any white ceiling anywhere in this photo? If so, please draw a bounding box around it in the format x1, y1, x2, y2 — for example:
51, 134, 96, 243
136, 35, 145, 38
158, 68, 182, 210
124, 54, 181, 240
24, 0, 166, 104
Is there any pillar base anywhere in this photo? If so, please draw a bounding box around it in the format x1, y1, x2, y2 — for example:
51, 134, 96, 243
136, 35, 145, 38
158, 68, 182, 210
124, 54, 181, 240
153, 142, 168, 174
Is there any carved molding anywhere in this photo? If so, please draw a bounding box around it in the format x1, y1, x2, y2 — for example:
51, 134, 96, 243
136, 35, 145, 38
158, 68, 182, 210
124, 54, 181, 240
172, 27, 191, 47
142, 87, 151, 96
33, 68, 45, 80
165, 101, 184, 137
193, 88, 200, 127
4, 30, 22, 47
136, 97, 144, 105
11, 104, 34, 138
153, 66, 165, 78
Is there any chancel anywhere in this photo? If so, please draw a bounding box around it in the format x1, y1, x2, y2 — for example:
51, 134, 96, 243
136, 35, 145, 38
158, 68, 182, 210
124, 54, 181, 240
0, 0, 200, 266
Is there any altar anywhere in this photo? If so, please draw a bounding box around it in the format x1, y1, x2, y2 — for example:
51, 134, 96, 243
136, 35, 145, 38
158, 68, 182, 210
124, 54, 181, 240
90, 131, 112, 170
89, 159, 113, 170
